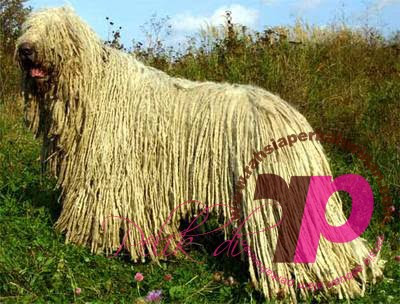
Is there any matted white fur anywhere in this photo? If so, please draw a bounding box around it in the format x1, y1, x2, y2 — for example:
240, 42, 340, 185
17, 7, 382, 302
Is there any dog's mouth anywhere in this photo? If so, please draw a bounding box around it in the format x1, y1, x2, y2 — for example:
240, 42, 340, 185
28, 65, 48, 79
22, 61, 54, 94
20, 58, 50, 81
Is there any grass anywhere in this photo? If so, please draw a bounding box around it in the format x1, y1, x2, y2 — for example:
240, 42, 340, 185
1, 20, 399, 303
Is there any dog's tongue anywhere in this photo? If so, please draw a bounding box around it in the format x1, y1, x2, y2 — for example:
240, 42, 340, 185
31, 68, 45, 78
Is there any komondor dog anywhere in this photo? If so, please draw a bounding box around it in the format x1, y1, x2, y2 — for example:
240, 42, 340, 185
16, 7, 382, 302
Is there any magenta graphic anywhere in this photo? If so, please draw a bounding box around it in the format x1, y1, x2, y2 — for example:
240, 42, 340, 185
294, 175, 374, 263
253, 174, 374, 263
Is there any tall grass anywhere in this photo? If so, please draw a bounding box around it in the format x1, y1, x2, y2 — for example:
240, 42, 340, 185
0, 0, 30, 104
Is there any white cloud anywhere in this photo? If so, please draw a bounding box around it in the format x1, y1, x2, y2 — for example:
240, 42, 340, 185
171, 4, 259, 32
374, 0, 400, 10
296, 0, 323, 10
263, 0, 323, 9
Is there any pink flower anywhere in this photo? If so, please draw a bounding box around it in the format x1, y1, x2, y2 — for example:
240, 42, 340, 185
146, 290, 162, 302
134, 272, 144, 282
75, 287, 82, 296
164, 274, 173, 281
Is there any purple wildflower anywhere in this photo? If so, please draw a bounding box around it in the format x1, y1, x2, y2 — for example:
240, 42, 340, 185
146, 290, 162, 302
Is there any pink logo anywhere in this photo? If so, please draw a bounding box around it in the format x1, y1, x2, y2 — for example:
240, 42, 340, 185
294, 174, 374, 262
254, 174, 374, 263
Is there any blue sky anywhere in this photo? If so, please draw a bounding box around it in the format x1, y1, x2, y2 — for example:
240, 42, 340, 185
28, 0, 400, 47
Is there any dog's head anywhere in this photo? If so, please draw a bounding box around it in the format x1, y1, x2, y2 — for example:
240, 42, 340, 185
16, 6, 104, 94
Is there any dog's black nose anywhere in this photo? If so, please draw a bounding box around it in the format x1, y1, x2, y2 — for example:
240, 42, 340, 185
18, 42, 34, 56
